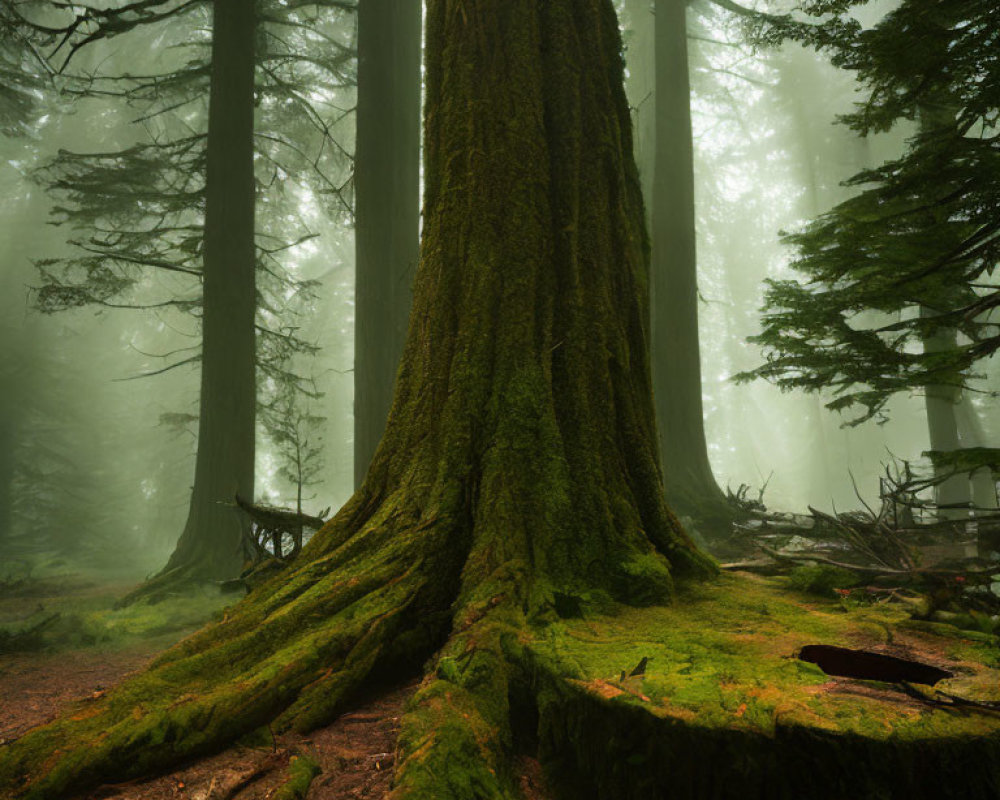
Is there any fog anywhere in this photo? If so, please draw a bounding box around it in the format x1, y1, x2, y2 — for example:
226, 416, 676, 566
1, 0, 995, 573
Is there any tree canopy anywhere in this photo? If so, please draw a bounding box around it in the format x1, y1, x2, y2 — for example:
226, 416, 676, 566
737, 0, 1000, 426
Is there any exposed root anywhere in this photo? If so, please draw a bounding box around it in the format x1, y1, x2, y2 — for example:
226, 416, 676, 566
272, 753, 321, 800
391, 610, 526, 800
0, 611, 61, 655
114, 564, 207, 609
6, 550, 1000, 800
388, 575, 1000, 800
0, 496, 461, 800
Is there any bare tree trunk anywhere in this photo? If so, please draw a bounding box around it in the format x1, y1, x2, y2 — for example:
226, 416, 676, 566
353, 0, 422, 488
650, 0, 729, 523
955, 396, 999, 511
623, 0, 655, 233
919, 308, 970, 519
153, 0, 257, 585
0, 408, 12, 545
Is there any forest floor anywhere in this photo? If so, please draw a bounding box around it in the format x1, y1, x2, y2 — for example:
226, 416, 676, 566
0, 568, 553, 800
5, 541, 996, 800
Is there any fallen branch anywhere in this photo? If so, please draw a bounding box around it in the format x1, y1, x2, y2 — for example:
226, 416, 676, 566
719, 558, 787, 574
757, 545, 999, 581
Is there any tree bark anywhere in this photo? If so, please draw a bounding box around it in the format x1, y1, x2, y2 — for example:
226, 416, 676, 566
623, 0, 655, 233
0, 401, 13, 545
152, 0, 257, 585
0, 2, 713, 797
955, 397, 999, 512
650, 0, 729, 523
920, 309, 971, 520
353, 0, 422, 488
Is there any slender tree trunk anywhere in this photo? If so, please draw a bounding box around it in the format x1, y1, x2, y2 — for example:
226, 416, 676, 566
955, 395, 998, 511
0, 181, 47, 550
623, 0, 655, 233
650, 0, 728, 522
920, 307, 970, 519
151, 0, 257, 585
353, 0, 422, 488
0, 410, 13, 545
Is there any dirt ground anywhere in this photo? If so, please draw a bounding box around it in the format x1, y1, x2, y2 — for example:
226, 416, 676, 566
0, 579, 552, 800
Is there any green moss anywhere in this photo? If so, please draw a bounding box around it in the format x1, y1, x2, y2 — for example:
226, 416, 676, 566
9, 2, 991, 799
273, 754, 321, 800
0, 580, 233, 654
521, 573, 1000, 799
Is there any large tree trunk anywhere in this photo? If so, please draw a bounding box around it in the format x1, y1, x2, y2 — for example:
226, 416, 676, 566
353, 0, 422, 488
649, 0, 729, 524
6, 8, 1000, 798
0, 2, 712, 796
141, 0, 257, 590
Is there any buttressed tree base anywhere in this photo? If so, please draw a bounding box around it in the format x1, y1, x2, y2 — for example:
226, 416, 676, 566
2, 1, 1000, 798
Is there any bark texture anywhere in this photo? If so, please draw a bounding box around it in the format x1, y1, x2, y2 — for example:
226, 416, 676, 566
955, 398, 999, 512
623, 0, 654, 232
920, 310, 970, 519
0, 411, 12, 545
0, 2, 712, 798
650, 0, 729, 523
132, 0, 257, 596
353, 0, 422, 488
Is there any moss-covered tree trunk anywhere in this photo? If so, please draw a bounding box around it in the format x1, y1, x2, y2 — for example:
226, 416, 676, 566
0, 1, 713, 797
129, 0, 257, 597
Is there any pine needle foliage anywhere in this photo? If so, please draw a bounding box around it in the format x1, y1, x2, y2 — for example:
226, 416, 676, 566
7, 0, 356, 501
735, 0, 1000, 425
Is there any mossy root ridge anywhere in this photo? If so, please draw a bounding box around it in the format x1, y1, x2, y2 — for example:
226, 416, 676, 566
389, 574, 1000, 800
0, 488, 464, 799
274, 754, 321, 800
114, 561, 214, 609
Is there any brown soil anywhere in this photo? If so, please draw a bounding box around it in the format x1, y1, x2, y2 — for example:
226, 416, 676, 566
0, 638, 176, 744
74, 680, 418, 800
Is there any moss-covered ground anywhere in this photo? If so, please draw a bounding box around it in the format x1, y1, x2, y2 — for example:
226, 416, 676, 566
5, 568, 1000, 799
0, 568, 234, 654
520, 572, 1000, 799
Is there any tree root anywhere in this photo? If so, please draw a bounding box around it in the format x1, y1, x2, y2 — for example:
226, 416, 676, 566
272, 754, 321, 800
391, 610, 527, 799
5, 566, 1000, 799
114, 563, 213, 609
0, 496, 458, 799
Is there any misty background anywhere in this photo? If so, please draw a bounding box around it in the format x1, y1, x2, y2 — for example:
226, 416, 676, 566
1, 0, 994, 575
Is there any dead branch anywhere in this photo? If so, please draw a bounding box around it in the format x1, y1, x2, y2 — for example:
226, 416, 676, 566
756, 545, 999, 581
